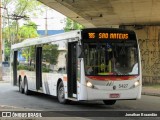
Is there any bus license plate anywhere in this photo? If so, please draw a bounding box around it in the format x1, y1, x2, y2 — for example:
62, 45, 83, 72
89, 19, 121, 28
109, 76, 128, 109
109, 94, 120, 98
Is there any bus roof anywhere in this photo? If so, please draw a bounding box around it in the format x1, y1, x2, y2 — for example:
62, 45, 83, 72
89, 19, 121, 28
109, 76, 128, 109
81, 28, 135, 33
11, 28, 136, 50
11, 30, 81, 50
81, 28, 136, 41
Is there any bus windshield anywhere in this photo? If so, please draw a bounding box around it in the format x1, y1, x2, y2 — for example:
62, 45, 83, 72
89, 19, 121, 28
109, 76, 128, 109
84, 41, 139, 76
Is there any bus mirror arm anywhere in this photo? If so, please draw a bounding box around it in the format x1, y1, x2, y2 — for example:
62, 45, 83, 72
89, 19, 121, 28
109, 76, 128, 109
78, 45, 84, 58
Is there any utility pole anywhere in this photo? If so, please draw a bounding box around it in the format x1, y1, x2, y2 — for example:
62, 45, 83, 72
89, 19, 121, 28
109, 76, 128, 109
0, 0, 2, 81
44, 9, 48, 36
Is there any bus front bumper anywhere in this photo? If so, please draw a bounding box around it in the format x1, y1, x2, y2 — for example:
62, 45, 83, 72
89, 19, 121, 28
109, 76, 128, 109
86, 86, 141, 100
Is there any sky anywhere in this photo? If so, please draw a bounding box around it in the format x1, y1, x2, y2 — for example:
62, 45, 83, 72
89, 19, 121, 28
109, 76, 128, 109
18, 5, 66, 30
2, 1, 67, 30
30, 9, 66, 30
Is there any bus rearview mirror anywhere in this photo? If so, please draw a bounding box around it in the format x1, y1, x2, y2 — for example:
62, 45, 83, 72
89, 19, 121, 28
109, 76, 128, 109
78, 45, 84, 58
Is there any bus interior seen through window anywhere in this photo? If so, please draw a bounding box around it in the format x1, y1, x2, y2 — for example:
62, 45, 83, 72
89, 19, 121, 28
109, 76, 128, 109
83, 41, 139, 76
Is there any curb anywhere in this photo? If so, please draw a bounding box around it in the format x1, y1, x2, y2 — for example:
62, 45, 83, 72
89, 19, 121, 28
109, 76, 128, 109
142, 92, 160, 97
0, 80, 10, 83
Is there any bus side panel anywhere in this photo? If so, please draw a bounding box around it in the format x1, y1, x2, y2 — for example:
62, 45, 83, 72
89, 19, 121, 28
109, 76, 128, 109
78, 58, 88, 100
27, 71, 36, 91
41, 41, 67, 96
42, 73, 60, 96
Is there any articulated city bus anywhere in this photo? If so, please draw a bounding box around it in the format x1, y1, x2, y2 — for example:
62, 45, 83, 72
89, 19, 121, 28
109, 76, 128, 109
11, 28, 142, 105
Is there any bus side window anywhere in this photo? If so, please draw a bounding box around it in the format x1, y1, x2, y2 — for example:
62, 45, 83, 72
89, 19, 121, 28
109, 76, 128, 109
42, 43, 60, 73
29, 46, 36, 71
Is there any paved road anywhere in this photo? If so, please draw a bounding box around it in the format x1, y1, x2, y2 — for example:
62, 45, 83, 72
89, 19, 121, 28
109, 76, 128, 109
0, 83, 159, 119
2, 66, 10, 82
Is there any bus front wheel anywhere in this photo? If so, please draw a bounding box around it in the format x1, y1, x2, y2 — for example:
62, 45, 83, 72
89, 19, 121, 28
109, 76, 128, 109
57, 81, 69, 104
103, 100, 116, 105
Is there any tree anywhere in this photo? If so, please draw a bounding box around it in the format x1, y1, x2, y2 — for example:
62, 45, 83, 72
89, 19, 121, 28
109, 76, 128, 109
2, 0, 43, 61
2, 0, 42, 43
3, 21, 39, 61
19, 21, 39, 40
11, 0, 42, 43
43, 44, 59, 65
64, 18, 84, 32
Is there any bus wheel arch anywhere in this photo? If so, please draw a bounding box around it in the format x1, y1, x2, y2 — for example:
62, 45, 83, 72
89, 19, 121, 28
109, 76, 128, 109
57, 79, 70, 104
57, 79, 62, 94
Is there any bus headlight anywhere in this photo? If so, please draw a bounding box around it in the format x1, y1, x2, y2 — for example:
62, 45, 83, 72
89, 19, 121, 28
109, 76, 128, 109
134, 81, 140, 87
130, 80, 140, 89
86, 81, 94, 88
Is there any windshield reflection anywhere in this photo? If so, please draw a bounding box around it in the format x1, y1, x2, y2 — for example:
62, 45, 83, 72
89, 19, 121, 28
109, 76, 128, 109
84, 42, 139, 76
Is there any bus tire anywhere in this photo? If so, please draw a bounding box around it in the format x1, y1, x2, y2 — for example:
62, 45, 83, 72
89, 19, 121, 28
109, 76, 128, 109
24, 77, 30, 95
19, 78, 24, 94
57, 81, 69, 104
103, 100, 116, 105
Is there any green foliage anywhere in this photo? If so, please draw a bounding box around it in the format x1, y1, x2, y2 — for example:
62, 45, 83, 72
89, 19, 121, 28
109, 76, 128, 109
17, 63, 52, 72
42, 66, 53, 73
5, 0, 42, 17
3, 21, 39, 42
19, 21, 39, 40
17, 64, 35, 71
43, 44, 59, 65
2, 0, 42, 61
3, 21, 38, 61
17, 64, 28, 70
21, 47, 30, 62
2, 0, 42, 43
64, 18, 84, 32
4, 40, 11, 61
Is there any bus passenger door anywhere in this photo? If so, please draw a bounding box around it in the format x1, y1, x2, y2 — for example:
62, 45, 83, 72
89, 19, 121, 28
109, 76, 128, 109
13, 51, 18, 86
36, 47, 42, 90
68, 42, 77, 98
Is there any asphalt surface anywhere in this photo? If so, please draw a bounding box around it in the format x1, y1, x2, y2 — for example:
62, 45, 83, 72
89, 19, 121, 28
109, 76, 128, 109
0, 83, 159, 120
0, 83, 159, 110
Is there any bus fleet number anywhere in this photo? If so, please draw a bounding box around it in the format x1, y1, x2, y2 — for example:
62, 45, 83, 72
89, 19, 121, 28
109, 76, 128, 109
119, 84, 128, 88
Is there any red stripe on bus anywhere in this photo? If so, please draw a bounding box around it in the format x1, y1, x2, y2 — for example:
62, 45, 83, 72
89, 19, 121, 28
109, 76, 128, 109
86, 76, 138, 81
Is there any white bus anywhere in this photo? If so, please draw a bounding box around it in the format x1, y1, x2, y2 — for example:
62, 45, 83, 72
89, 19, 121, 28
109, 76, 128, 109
11, 28, 142, 105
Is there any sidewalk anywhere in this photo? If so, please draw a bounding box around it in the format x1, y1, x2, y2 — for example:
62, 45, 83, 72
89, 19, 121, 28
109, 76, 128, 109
142, 86, 160, 97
